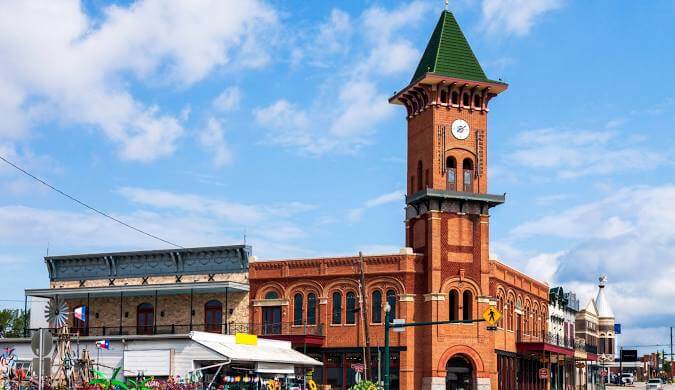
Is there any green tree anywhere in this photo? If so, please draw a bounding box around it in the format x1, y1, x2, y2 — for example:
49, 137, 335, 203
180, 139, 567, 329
0, 309, 28, 338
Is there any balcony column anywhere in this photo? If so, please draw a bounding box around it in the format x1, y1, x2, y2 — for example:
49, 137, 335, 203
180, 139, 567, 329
154, 290, 158, 334
189, 288, 193, 331
119, 291, 123, 334
225, 286, 229, 334
87, 292, 91, 335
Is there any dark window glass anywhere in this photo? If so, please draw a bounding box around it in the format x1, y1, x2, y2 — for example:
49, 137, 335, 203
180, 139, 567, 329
474, 95, 482, 108
451, 91, 459, 105
307, 293, 317, 325
440, 90, 447, 103
332, 292, 342, 324
463, 158, 474, 192
371, 290, 382, 323
417, 161, 423, 191
265, 291, 279, 299
386, 290, 397, 321
446, 156, 457, 191
449, 290, 459, 321
346, 292, 356, 324
463, 290, 473, 320
294, 293, 303, 325
463, 93, 470, 106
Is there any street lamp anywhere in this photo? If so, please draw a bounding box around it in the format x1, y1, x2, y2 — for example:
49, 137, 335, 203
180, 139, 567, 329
383, 302, 391, 390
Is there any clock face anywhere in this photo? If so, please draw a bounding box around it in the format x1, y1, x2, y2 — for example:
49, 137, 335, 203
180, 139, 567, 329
451, 119, 470, 140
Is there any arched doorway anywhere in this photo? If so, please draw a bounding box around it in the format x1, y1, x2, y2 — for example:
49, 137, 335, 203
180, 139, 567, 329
137, 303, 154, 335
204, 300, 223, 333
446, 355, 474, 390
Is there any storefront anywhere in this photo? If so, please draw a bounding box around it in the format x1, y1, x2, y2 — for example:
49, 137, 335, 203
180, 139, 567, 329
299, 348, 401, 389
188, 331, 322, 389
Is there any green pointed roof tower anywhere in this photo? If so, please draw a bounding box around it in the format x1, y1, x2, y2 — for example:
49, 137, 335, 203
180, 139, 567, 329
411, 10, 493, 84
390, 10, 506, 107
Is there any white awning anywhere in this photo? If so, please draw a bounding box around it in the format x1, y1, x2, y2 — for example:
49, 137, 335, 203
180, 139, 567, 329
255, 362, 295, 374
189, 331, 321, 367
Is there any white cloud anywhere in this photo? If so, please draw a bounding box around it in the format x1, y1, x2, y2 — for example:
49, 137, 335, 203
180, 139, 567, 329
316, 9, 352, 56
199, 118, 232, 167
508, 128, 666, 178
254, 2, 430, 155
348, 190, 404, 221
481, 0, 564, 36
0, 1, 277, 161
499, 185, 675, 347
212, 87, 242, 112
118, 186, 316, 225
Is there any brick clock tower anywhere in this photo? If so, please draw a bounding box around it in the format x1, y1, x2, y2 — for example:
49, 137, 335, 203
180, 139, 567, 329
390, 10, 508, 390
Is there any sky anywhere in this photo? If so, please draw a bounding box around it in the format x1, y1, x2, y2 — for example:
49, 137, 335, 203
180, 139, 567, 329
0, 0, 673, 354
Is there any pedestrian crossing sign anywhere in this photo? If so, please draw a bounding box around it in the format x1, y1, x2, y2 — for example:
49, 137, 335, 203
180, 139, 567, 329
483, 307, 501, 326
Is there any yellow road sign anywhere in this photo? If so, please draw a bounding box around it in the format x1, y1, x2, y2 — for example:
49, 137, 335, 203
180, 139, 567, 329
483, 307, 501, 326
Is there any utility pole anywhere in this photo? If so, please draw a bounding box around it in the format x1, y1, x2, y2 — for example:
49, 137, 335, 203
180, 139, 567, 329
358, 252, 372, 382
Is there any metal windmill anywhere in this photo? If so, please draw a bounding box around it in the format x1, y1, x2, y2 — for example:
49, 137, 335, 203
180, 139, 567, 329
44, 297, 69, 328
44, 297, 75, 387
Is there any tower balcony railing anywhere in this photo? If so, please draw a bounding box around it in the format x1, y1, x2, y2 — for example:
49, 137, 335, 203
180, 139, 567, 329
27, 321, 325, 338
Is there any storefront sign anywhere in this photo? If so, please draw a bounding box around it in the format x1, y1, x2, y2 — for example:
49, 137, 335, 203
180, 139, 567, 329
538, 368, 549, 379
235, 333, 258, 345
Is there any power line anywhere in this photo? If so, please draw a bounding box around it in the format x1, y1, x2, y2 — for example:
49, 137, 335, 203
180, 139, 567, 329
0, 154, 184, 249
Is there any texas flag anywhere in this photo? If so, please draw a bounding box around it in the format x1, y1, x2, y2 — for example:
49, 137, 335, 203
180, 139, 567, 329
74, 306, 87, 322
96, 340, 110, 350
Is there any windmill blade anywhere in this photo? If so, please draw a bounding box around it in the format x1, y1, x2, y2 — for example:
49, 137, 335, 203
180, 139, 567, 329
45, 297, 70, 328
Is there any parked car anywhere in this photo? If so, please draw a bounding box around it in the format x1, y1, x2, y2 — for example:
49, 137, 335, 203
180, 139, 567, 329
646, 378, 663, 390
621, 373, 635, 385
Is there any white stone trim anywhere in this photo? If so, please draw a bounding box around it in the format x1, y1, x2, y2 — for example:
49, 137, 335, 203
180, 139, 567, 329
424, 293, 446, 302
399, 294, 415, 302
252, 299, 289, 307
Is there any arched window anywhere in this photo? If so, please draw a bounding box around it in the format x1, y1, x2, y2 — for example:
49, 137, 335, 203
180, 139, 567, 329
265, 291, 279, 299
496, 295, 504, 328
294, 293, 303, 325
204, 300, 223, 333
332, 292, 342, 324
462, 290, 473, 320
446, 156, 457, 191
371, 290, 382, 324
346, 292, 356, 324
440, 89, 448, 104
137, 303, 154, 335
307, 293, 317, 325
524, 305, 531, 335
506, 299, 515, 330
474, 95, 482, 108
463, 158, 474, 192
417, 161, 423, 191
73, 305, 87, 336
463, 93, 470, 107
386, 290, 397, 321
451, 91, 459, 105
449, 290, 459, 321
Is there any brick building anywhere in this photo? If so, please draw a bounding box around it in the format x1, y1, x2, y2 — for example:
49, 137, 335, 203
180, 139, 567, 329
248, 9, 570, 390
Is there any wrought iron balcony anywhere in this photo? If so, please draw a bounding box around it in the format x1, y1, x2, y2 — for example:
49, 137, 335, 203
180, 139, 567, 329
516, 330, 575, 349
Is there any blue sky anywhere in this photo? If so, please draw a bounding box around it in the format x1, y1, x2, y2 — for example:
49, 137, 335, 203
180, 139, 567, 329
0, 0, 673, 352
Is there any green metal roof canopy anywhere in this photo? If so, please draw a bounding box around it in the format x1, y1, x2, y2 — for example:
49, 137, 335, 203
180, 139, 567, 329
411, 10, 490, 84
